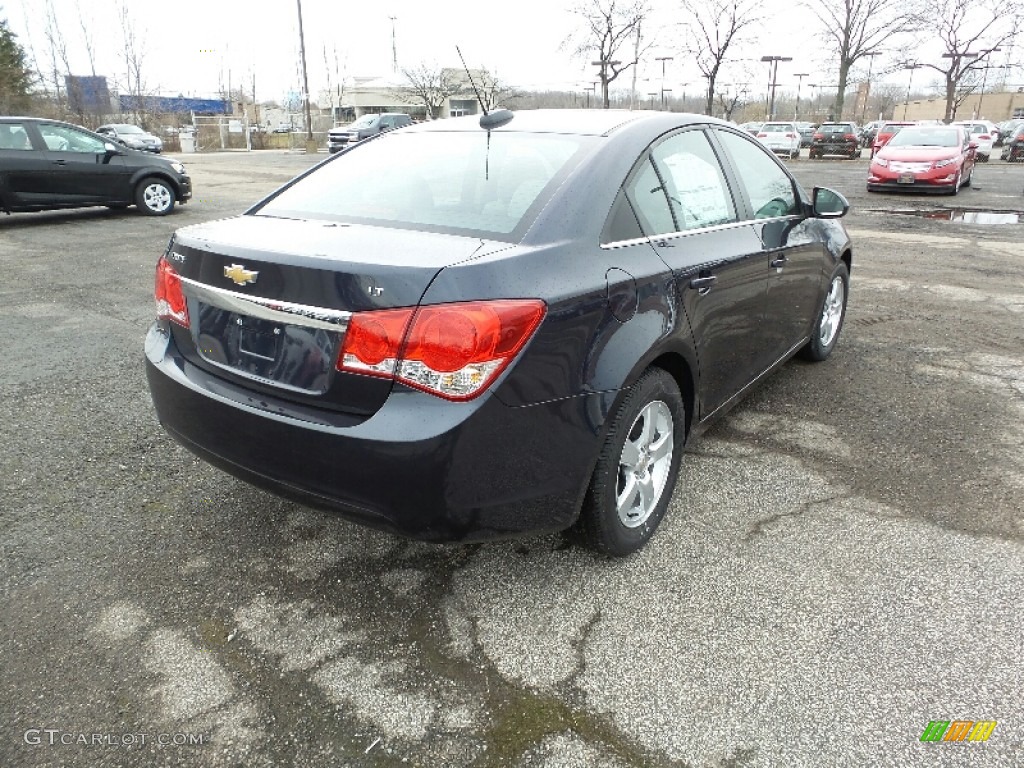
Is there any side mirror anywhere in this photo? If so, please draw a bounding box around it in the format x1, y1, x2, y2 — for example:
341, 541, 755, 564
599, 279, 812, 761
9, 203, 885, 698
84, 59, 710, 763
968, 141, 979, 150
103, 141, 121, 155
812, 187, 849, 219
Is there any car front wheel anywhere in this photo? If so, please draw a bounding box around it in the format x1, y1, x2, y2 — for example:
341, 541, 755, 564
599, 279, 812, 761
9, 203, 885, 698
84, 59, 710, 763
136, 177, 175, 216
799, 263, 849, 362
578, 368, 686, 557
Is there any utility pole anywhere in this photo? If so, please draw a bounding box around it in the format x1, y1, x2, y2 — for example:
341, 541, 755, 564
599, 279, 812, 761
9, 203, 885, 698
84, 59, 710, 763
793, 73, 808, 120
655, 56, 674, 109
761, 55, 792, 121
296, 0, 315, 147
389, 16, 398, 73
859, 52, 880, 122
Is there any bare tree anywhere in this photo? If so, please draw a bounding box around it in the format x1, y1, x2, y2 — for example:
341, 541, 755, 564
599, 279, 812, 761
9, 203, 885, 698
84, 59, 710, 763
116, 0, 153, 126
398, 64, 465, 119
566, 0, 650, 108
804, 0, 917, 119
682, 0, 761, 115
909, 0, 1019, 121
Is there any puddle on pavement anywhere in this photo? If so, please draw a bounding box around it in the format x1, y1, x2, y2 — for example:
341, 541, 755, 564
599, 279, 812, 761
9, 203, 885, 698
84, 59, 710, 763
867, 207, 1022, 224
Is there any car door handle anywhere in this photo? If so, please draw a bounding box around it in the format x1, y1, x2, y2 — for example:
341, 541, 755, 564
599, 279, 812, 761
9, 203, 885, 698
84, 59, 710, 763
689, 275, 717, 294
770, 255, 787, 269
52, 159, 67, 165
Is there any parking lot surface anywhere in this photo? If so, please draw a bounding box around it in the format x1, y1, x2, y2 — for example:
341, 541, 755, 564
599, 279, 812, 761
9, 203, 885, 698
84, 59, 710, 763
2, 149, 1022, 767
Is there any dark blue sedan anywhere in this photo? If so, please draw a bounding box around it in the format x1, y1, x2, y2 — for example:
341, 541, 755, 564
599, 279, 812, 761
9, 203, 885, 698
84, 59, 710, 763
145, 109, 852, 556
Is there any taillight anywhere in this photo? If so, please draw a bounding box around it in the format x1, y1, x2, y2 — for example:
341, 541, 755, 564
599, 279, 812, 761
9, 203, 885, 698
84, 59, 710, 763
812, 133, 823, 139
338, 299, 546, 401
155, 256, 189, 327
757, 132, 767, 137
978, 134, 990, 140
786, 133, 797, 139
844, 133, 856, 140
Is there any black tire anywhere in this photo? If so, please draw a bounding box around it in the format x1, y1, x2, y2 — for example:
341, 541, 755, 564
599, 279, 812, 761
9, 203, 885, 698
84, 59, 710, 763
799, 263, 849, 362
135, 177, 175, 216
577, 368, 686, 557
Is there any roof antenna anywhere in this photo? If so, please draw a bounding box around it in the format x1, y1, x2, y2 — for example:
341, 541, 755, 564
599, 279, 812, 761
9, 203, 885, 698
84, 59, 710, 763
456, 46, 514, 130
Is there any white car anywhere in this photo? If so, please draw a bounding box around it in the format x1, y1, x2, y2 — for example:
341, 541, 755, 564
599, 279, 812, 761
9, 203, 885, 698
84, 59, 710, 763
756, 122, 801, 158
953, 120, 997, 161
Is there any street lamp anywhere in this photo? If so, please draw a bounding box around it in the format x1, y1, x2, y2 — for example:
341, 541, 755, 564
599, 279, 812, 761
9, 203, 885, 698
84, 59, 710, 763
902, 63, 924, 120
793, 72, 809, 120
592, 60, 621, 108
761, 55, 793, 120
976, 62, 1006, 119
860, 52, 881, 122
655, 56, 674, 109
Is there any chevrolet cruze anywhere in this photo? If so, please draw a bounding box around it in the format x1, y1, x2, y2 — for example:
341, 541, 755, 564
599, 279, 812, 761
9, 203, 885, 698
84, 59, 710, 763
145, 109, 852, 555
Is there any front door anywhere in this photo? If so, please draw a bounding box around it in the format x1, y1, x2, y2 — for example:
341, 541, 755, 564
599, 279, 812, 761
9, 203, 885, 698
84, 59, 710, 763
34, 122, 129, 204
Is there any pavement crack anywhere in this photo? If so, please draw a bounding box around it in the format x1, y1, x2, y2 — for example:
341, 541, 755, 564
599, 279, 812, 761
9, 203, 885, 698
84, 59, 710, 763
742, 494, 848, 542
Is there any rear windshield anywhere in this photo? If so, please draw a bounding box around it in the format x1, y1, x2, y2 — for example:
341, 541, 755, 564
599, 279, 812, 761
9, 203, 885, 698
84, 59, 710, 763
761, 123, 794, 132
819, 124, 853, 134
254, 131, 589, 238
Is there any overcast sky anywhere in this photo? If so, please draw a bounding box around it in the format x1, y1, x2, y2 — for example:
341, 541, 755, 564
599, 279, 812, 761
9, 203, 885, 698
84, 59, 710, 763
3, 0, 1012, 108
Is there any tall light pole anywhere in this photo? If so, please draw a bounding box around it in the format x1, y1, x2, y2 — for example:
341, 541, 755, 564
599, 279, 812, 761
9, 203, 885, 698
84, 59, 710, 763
860, 52, 880, 122
976, 59, 1005, 119
592, 60, 621, 109
793, 72, 809, 120
296, 0, 314, 145
761, 55, 793, 120
654, 56, 674, 110
941, 51, 979, 120
389, 16, 398, 74
902, 63, 923, 120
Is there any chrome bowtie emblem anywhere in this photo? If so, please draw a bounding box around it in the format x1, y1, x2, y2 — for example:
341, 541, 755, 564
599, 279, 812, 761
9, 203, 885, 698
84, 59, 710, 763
224, 264, 259, 286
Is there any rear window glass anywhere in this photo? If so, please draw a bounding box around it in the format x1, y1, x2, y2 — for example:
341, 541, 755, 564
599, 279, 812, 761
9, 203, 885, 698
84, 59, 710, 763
761, 124, 794, 132
255, 131, 589, 238
819, 124, 853, 134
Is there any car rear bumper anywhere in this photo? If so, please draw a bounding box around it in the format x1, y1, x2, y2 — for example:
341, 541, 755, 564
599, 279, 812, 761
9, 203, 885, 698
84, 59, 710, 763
145, 323, 599, 542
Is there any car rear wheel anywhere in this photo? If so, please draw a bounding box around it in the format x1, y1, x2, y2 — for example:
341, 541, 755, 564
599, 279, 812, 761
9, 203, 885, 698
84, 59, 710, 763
799, 263, 848, 362
578, 368, 685, 557
136, 177, 175, 216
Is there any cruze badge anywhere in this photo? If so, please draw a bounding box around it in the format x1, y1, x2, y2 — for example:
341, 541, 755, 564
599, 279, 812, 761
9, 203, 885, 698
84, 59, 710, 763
224, 264, 259, 286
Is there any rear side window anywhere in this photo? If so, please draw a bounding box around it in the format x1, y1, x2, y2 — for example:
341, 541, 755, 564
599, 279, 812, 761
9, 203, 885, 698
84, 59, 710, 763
714, 130, 798, 219
0, 123, 32, 150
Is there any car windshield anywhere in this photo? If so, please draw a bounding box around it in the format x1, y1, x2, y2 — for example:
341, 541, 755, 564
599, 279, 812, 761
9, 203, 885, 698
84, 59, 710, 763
888, 128, 960, 148
820, 125, 851, 134
761, 124, 792, 132
880, 124, 908, 134
348, 115, 378, 129
255, 130, 590, 238
112, 125, 144, 134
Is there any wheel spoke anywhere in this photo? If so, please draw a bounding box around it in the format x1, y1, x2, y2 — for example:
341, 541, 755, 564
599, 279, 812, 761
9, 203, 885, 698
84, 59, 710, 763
619, 439, 642, 471
617, 472, 641, 516
636, 473, 656, 514
648, 430, 672, 464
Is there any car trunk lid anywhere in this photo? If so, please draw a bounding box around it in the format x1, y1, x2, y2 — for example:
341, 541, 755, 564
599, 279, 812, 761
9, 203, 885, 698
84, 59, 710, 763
163, 214, 492, 416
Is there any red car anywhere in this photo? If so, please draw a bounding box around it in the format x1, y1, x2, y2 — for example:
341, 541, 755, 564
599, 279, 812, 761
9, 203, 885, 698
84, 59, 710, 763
870, 121, 915, 157
867, 125, 977, 195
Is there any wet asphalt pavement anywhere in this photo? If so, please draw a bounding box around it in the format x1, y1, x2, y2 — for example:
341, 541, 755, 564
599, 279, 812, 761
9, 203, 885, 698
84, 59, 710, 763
1, 148, 1022, 768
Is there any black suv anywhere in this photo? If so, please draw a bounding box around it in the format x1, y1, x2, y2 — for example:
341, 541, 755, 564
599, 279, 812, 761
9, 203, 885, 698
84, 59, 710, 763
808, 122, 862, 159
0, 117, 191, 216
327, 113, 413, 153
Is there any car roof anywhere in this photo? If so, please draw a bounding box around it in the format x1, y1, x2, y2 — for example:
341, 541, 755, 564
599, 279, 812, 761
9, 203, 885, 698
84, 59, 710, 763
404, 109, 728, 137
